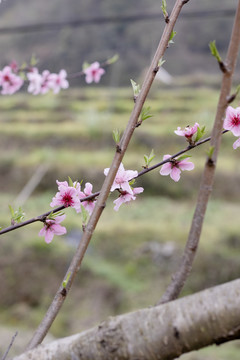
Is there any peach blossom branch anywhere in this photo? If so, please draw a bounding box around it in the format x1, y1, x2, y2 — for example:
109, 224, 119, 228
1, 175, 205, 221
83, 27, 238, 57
25, 0, 191, 351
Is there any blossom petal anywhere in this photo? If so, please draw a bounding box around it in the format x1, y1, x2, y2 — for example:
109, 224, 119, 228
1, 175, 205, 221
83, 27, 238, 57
45, 229, 55, 244
160, 163, 172, 176
170, 167, 181, 182
178, 159, 195, 171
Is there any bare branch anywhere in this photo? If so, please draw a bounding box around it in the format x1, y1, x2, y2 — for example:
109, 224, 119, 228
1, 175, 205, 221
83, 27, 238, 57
158, 0, 240, 305
1, 331, 18, 360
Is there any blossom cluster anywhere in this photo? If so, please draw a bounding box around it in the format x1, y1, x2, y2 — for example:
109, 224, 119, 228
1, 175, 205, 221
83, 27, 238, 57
39, 164, 143, 243
27, 68, 69, 95
104, 163, 144, 211
0, 61, 106, 95
0, 64, 69, 96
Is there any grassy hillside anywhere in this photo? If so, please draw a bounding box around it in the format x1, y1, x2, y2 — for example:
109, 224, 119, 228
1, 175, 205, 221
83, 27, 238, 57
0, 81, 240, 358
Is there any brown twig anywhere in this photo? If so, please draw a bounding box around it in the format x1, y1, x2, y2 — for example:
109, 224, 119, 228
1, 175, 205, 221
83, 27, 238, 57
1, 331, 18, 360
25, 0, 191, 351
158, 0, 240, 305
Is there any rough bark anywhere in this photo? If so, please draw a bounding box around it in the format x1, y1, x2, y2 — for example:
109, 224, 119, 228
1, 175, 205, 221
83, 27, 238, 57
14, 279, 240, 360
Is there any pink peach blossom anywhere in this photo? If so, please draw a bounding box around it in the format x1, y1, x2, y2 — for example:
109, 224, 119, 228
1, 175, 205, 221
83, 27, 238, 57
27, 68, 69, 95
27, 68, 43, 95
79, 182, 96, 215
39, 215, 66, 244
160, 154, 194, 182
48, 69, 69, 94
0, 66, 23, 95
223, 106, 240, 136
84, 62, 105, 84
104, 163, 138, 195
39, 70, 52, 94
50, 180, 81, 213
113, 187, 144, 211
174, 123, 199, 138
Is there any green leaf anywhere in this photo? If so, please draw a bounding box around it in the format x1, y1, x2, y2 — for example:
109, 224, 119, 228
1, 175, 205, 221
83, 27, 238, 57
19, 62, 27, 70
9, 205, 25, 223
177, 154, 191, 161
68, 176, 74, 187
107, 54, 119, 65
143, 149, 155, 167
30, 54, 39, 66
207, 146, 215, 159
161, 0, 168, 18
144, 155, 148, 165
9, 205, 15, 217
112, 129, 121, 144
209, 41, 222, 63
130, 79, 141, 97
82, 61, 90, 70
169, 30, 177, 45
158, 58, 166, 67
62, 272, 71, 288
195, 126, 206, 143
140, 106, 153, 122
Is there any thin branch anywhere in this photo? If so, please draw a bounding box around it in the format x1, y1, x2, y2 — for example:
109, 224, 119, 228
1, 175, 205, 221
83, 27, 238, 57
1, 331, 18, 360
0, 130, 230, 236
0, 192, 100, 235
0, 129, 229, 236
25, 0, 190, 351
158, 0, 240, 305
137, 130, 228, 178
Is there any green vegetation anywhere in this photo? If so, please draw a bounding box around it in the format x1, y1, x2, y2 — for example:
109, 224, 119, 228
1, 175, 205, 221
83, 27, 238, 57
0, 84, 240, 357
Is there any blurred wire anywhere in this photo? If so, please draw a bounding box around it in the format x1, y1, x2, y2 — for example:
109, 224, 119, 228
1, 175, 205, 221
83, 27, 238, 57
0, 9, 235, 35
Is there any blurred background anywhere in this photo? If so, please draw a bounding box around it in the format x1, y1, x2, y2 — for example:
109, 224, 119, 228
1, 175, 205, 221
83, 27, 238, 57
0, 0, 240, 359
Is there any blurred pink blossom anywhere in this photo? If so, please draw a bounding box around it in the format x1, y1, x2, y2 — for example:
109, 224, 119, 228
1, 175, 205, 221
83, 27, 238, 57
50, 180, 81, 213
113, 187, 144, 211
27, 68, 43, 95
223, 106, 240, 136
27, 68, 69, 95
84, 62, 105, 84
160, 154, 194, 182
48, 69, 69, 94
0, 66, 23, 95
39, 215, 66, 244
104, 163, 138, 194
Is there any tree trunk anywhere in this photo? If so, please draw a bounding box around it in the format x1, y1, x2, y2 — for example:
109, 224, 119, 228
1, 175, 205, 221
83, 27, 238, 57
14, 279, 240, 360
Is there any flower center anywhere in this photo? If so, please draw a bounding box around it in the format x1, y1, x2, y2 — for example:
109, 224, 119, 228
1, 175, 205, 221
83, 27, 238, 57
62, 192, 73, 206
4, 75, 10, 82
92, 69, 97, 77
232, 116, 240, 126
